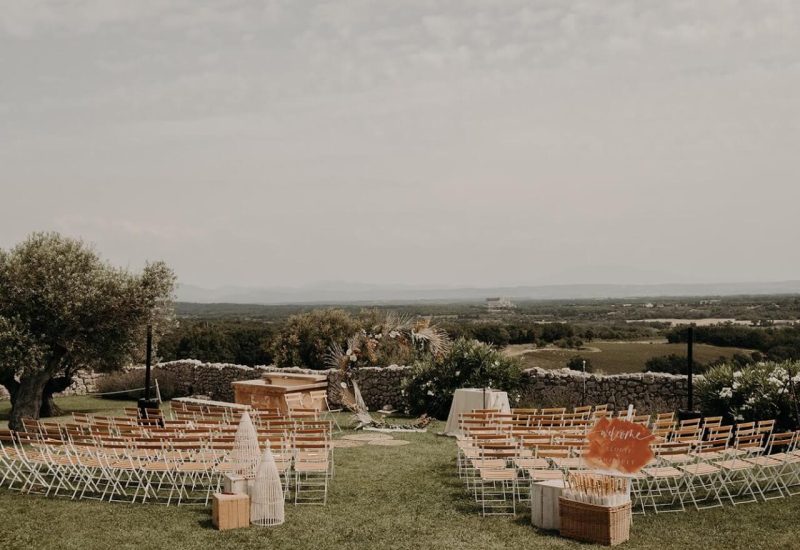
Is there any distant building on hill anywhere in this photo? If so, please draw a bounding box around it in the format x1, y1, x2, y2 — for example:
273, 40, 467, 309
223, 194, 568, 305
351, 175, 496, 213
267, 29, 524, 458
486, 297, 515, 311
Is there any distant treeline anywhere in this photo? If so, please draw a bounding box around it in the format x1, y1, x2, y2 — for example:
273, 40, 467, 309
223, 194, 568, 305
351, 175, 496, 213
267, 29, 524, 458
157, 312, 659, 366
666, 325, 800, 360
437, 321, 657, 348
175, 294, 800, 323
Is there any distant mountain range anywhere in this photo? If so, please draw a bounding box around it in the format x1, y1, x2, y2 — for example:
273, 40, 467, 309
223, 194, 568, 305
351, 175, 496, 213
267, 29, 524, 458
176, 280, 800, 305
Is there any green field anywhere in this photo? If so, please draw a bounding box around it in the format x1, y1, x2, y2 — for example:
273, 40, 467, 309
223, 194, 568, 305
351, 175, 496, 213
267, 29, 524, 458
504, 340, 754, 374
2, 396, 800, 549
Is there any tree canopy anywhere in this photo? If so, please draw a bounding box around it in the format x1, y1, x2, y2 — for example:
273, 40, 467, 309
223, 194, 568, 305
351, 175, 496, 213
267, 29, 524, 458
0, 232, 176, 429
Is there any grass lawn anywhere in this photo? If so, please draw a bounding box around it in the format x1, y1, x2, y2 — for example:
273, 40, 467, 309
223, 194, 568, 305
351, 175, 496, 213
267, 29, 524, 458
505, 341, 755, 374
0, 395, 145, 430
1, 397, 798, 550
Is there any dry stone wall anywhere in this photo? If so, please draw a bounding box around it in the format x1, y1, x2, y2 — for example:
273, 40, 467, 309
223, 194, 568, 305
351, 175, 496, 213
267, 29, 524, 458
521, 367, 693, 413
0, 369, 101, 400
129, 360, 411, 409
0, 360, 694, 415
132, 361, 693, 414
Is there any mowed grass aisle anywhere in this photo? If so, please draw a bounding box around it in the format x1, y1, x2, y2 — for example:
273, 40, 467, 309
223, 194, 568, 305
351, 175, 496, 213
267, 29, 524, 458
1, 397, 799, 550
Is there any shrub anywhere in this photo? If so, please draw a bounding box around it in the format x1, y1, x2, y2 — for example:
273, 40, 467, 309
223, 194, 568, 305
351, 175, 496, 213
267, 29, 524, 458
96, 369, 188, 401
697, 361, 800, 429
644, 354, 703, 375
403, 338, 525, 419
271, 309, 361, 369
540, 323, 575, 343
566, 355, 593, 373
555, 337, 583, 349
666, 325, 800, 361
469, 324, 511, 346
159, 321, 276, 366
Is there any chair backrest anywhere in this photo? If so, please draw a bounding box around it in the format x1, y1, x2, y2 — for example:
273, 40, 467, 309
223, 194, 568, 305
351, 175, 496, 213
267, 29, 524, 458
471, 458, 507, 470
20, 417, 39, 433
702, 416, 723, 428
650, 427, 672, 444
766, 431, 796, 454
735, 421, 757, 437
554, 434, 587, 448
697, 425, 731, 453
535, 444, 571, 459
615, 408, 636, 419
284, 394, 304, 408
757, 419, 776, 436
655, 442, 692, 456
0, 429, 17, 445
652, 418, 676, 430
735, 432, 764, 453
631, 414, 651, 427
506, 419, 532, 431
470, 433, 512, 446
478, 442, 518, 459
562, 412, 586, 427
679, 417, 701, 429
671, 427, 702, 445
458, 411, 491, 429
472, 409, 503, 417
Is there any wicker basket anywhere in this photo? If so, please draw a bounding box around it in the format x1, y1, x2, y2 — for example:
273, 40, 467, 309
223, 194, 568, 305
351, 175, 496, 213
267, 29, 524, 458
558, 498, 632, 546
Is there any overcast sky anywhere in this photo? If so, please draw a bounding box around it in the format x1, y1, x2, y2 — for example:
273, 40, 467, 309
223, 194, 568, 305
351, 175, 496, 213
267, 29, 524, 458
2, 1, 799, 289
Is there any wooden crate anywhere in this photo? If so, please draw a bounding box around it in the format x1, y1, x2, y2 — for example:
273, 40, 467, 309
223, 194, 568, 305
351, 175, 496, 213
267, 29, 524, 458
212, 493, 250, 530
558, 498, 631, 546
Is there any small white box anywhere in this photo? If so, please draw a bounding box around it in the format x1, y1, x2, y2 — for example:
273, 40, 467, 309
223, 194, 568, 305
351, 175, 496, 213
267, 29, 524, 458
223, 473, 249, 495
531, 479, 565, 531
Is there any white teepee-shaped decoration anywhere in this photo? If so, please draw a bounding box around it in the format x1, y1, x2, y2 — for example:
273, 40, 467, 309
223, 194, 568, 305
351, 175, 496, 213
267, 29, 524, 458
231, 411, 260, 479
250, 444, 285, 527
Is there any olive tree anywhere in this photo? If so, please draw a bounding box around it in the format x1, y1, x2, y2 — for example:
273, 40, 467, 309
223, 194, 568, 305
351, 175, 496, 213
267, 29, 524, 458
0, 232, 176, 430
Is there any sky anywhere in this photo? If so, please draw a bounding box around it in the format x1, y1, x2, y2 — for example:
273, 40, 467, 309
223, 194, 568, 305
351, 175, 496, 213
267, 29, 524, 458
2, 1, 800, 290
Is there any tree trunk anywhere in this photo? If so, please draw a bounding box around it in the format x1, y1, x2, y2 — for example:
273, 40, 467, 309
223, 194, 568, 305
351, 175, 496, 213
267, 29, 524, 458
0, 370, 19, 406
8, 373, 50, 431
40, 392, 64, 418
39, 375, 73, 418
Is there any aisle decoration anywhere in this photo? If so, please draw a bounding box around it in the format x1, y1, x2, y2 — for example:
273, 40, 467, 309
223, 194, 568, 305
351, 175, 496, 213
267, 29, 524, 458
558, 418, 655, 546
250, 446, 285, 527
563, 473, 629, 507
584, 417, 656, 474
326, 312, 449, 430
231, 412, 260, 479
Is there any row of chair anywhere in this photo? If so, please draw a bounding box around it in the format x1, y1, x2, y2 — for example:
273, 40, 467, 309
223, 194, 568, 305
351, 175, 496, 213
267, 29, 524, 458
0, 410, 334, 506
455, 406, 800, 517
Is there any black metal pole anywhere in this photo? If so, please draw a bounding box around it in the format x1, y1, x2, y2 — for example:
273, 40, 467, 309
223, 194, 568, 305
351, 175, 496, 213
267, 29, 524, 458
582, 360, 587, 406
481, 363, 487, 409
687, 325, 694, 411
144, 324, 152, 401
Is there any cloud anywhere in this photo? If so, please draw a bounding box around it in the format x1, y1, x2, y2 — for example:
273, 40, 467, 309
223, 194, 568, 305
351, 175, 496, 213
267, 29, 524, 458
2, 1, 800, 286
54, 216, 207, 242
0, 0, 285, 38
